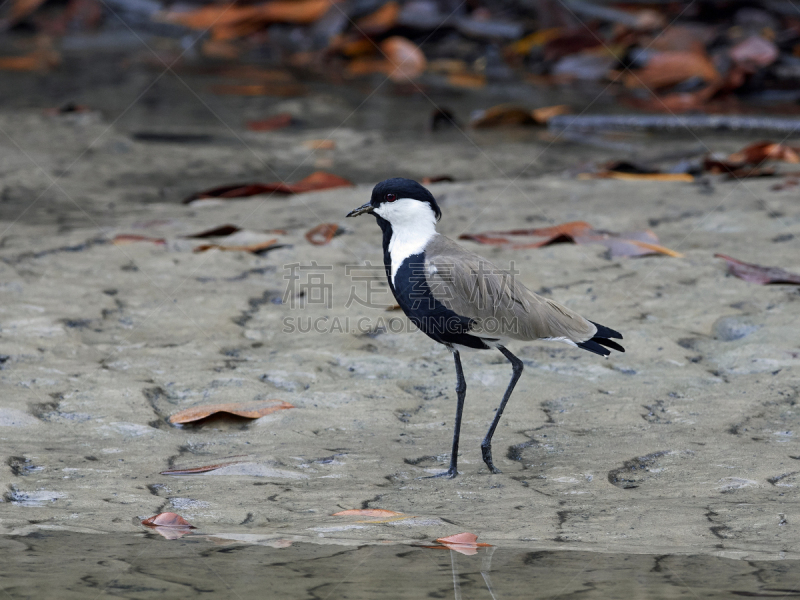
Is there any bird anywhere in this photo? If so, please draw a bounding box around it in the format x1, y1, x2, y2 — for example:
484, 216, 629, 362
346, 178, 624, 478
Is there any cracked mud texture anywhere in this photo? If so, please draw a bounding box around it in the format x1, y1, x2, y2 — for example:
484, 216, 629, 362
0, 108, 798, 561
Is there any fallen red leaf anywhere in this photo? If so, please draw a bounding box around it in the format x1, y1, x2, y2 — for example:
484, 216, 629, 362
429, 532, 492, 556
728, 141, 800, 165
184, 172, 352, 203
356, 0, 399, 34
333, 509, 404, 517
459, 221, 592, 247
193, 239, 282, 255
446, 72, 486, 89
112, 234, 167, 246
624, 50, 719, 91
531, 104, 571, 124
470, 104, 536, 128
715, 254, 800, 285
169, 400, 294, 424
247, 113, 294, 131
142, 512, 195, 528
421, 176, 455, 184
460, 221, 682, 257
302, 139, 335, 150
209, 83, 307, 97
185, 225, 241, 238
0, 49, 60, 71
305, 223, 339, 245
381, 36, 426, 82
580, 172, 694, 182
156, 0, 331, 32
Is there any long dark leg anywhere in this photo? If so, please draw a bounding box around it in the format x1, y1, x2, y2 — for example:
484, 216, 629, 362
430, 348, 466, 479
481, 345, 523, 474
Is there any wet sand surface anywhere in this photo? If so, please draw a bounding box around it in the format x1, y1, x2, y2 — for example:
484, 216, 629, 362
0, 81, 799, 596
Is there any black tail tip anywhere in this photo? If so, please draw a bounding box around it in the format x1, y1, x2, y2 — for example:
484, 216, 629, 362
578, 321, 625, 356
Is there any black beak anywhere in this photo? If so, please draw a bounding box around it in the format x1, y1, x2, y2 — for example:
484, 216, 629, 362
346, 203, 373, 218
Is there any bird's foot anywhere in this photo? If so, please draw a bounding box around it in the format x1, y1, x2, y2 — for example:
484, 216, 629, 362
481, 445, 502, 474
422, 466, 458, 479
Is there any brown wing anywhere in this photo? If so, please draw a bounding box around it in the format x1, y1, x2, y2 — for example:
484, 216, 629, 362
424, 235, 597, 342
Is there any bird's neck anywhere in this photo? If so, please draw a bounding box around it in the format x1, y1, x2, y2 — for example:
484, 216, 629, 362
377, 214, 437, 285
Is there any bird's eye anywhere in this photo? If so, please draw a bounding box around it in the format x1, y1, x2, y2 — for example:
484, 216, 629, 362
385, 193, 397, 202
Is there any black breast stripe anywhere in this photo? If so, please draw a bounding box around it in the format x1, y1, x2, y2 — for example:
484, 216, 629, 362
392, 253, 489, 349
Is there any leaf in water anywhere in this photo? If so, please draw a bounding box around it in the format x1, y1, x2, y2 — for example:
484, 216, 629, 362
305, 223, 339, 245
112, 234, 167, 245
184, 225, 241, 238
247, 113, 295, 131
430, 532, 492, 556
715, 254, 800, 285
142, 512, 195, 539
470, 104, 536, 128
184, 172, 352, 203
168, 400, 294, 424
193, 239, 282, 256
161, 461, 242, 475
142, 512, 195, 528
332, 509, 404, 517
381, 36, 426, 82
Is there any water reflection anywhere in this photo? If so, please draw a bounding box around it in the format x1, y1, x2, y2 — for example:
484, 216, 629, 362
1, 531, 798, 599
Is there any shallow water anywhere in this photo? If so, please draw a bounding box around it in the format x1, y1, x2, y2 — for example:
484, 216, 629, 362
2, 531, 799, 599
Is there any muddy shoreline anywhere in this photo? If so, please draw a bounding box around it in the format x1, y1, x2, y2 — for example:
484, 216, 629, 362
0, 103, 799, 562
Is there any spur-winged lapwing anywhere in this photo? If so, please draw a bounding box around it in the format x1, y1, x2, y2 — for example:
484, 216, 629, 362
347, 178, 624, 478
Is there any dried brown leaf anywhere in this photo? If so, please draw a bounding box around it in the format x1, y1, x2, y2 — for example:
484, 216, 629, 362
142, 512, 195, 528
332, 509, 404, 517
531, 104, 571, 124
168, 400, 294, 424
209, 83, 307, 97
432, 532, 492, 555
579, 172, 694, 182
470, 104, 535, 128
302, 139, 335, 150
380, 36, 426, 82
161, 461, 242, 475
184, 172, 352, 203
356, 1, 399, 34
728, 141, 800, 165
715, 254, 800, 285
184, 225, 241, 238
625, 50, 719, 90
305, 223, 339, 245
193, 239, 281, 255
446, 72, 486, 89
247, 113, 294, 131
112, 234, 166, 245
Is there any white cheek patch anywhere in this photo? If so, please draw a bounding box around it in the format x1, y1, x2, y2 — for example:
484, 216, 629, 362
376, 198, 438, 284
